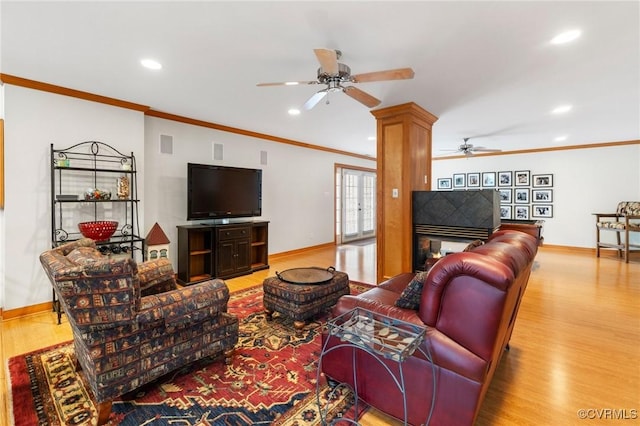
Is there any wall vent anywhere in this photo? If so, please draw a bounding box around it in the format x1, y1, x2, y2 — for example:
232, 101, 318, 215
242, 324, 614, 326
213, 143, 224, 160
159, 134, 173, 154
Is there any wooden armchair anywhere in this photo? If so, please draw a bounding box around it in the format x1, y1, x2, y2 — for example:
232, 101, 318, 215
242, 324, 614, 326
594, 201, 640, 262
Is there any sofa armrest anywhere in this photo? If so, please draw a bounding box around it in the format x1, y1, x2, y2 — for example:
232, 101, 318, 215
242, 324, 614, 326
137, 278, 230, 326
332, 295, 424, 327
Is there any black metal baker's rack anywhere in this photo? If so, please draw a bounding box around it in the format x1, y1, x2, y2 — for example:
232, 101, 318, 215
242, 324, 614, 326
49, 140, 145, 258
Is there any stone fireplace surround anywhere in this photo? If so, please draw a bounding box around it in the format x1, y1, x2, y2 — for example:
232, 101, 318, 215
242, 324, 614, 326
412, 189, 501, 271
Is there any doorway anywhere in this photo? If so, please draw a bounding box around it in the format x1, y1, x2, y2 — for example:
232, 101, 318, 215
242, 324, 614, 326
335, 165, 376, 244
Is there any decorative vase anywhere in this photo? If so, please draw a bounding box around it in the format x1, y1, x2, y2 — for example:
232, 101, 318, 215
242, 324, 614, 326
117, 176, 130, 199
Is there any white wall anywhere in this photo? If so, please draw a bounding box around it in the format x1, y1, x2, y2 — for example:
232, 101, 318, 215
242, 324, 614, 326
1, 84, 637, 311
2, 86, 145, 310
0, 87, 375, 311
144, 116, 375, 273
432, 145, 640, 248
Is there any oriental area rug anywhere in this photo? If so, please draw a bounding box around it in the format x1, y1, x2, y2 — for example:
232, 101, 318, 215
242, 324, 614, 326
8, 282, 373, 426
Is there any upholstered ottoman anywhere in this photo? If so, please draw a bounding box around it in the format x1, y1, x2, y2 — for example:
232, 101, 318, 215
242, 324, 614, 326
263, 268, 350, 330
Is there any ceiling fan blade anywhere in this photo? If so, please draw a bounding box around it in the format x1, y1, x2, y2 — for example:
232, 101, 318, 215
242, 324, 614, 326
257, 80, 318, 87
314, 48, 339, 75
343, 86, 381, 108
472, 147, 502, 152
351, 67, 415, 83
303, 90, 328, 110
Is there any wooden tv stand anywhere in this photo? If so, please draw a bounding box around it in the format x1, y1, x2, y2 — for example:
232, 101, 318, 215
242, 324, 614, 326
177, 221, 269, 285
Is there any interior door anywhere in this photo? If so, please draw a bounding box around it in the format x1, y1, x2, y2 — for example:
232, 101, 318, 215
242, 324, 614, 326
340, 169, 376, 243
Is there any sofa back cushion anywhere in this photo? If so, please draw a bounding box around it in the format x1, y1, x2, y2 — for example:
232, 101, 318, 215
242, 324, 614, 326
470, 242, 530, 276
419, 252, 515, 361
66, 246, 104, 265
487, 230, 538, 258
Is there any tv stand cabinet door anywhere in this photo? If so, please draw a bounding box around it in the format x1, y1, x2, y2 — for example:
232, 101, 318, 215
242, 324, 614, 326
216, 226, 251, 278
235, 238, 251, 272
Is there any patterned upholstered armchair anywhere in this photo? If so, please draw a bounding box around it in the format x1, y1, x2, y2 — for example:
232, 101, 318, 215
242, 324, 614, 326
39, 238, 239, 424
594, 201, 640, 262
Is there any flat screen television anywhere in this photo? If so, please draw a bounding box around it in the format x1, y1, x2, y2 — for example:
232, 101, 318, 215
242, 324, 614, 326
187, 163, 262, 220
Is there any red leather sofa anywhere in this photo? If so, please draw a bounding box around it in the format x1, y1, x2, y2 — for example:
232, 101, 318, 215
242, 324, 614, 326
321, 230, 538, 425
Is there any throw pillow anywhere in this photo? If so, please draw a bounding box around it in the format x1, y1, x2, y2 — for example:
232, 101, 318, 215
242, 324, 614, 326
395, 271, 429, 310
67, 247, 102, 265
463, 239, 484, 252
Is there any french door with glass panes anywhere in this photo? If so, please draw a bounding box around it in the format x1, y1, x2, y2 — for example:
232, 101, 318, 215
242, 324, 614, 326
338, 168, 376, 243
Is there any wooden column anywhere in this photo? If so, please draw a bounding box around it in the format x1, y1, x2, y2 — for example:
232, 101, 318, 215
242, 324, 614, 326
371, 102, 438, 282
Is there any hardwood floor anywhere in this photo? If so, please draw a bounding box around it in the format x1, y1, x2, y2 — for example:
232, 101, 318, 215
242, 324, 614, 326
1, 242, 638, 425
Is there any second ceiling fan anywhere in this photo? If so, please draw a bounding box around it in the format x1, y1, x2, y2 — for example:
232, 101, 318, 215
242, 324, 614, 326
257, 48, 415, 110
441, 138, 502, 156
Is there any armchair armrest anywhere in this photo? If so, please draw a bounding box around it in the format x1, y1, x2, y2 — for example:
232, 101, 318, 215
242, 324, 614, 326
137, 279, 230, 326
593, 212, 621, 219
137, 258, 177, 295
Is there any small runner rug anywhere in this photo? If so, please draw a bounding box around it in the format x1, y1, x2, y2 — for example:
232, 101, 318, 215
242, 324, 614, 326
7, 282, 374, 426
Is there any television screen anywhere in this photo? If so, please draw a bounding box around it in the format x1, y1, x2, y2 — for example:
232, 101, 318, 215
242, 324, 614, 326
188, 163, 262, 220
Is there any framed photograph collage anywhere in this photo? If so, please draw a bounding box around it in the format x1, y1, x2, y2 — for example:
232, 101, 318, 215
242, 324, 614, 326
436, 170, 554, 220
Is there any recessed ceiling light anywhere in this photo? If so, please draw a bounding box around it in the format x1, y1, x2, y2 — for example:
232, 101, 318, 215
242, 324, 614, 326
140, 58, 162, 70
288, 108, 301, 116
285, 82, 299, 86
554, 135, 568, 142
551, 29, 582, 45
552, 104, 572, 114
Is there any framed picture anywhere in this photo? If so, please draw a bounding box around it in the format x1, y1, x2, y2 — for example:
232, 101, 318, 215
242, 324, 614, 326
514, 188, 529, 203
453, 173, 466, 188
515, 205, 530, 220
514, 170, 530, 186
532, 189, 553, 203
532, 204, 553, 218
498, 171, 512, 187
482, 172, 496, 187
437, 178, 452, 189
500, 205, 512, 220
467, 172, 480, 187
533, 174, 553, 187
499, 188, 512, 203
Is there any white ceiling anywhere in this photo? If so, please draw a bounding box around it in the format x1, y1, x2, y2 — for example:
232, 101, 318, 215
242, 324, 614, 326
2, 1, 639, 158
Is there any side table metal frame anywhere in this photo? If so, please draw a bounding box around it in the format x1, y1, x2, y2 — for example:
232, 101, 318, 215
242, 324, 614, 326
316, 307, 436, 426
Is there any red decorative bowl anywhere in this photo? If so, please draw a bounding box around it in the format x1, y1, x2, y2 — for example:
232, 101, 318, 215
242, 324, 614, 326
78, 221, 118, 241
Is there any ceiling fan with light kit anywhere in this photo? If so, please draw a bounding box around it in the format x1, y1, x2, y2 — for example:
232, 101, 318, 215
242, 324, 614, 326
440, 138, 502, 156
257, 48, 415, 110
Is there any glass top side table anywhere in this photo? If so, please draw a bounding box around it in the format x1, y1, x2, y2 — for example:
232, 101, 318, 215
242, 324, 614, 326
328, 307, 426, 361
317, 307, 435, 425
